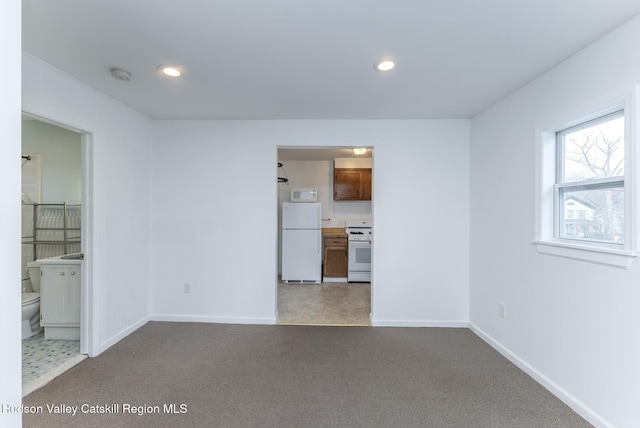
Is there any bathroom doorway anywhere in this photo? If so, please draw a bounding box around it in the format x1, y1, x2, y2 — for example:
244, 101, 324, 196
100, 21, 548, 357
21, 114, 90, 396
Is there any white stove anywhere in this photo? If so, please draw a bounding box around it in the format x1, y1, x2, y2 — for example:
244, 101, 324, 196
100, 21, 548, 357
345, 220, 372, 282
345, 220, 373, 241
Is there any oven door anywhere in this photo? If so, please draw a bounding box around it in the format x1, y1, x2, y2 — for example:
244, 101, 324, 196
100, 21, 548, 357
348, 240, 371, 282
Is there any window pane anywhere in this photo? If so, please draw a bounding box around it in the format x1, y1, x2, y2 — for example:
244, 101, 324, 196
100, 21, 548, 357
559, 186, 624, 243
562, 115, 624, 182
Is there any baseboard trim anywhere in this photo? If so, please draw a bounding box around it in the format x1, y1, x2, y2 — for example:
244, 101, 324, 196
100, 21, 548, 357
371, 319, 468, 328
322, 277, 348, 283
469, 322, 613, 428
151, 314, 277, 325
96, 316, 150, 356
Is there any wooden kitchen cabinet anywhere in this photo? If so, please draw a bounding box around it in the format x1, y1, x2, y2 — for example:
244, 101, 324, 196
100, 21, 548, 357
333, 168, 372, 200
323, 236, 348, 278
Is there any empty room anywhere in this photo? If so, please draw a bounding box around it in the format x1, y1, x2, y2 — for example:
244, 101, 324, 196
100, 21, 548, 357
2, 1, 640, 427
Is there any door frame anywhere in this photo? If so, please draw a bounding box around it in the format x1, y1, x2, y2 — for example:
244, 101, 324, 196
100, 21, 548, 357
21, 110, 93, 356
275, 146, 375, 324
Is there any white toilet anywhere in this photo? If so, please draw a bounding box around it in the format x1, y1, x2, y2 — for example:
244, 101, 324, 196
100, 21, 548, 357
22, 261, 42, 339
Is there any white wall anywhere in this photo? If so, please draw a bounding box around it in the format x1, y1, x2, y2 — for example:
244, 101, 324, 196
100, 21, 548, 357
470, 14, 640, 428
22, 119, 82, 204
0, 1, 23, 426
22, 53, 154, 356
151, 120, 470, 326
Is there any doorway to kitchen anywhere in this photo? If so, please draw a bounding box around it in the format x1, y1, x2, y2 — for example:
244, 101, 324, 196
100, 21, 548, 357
21, 113, 91, 396
276, 147, 373, 325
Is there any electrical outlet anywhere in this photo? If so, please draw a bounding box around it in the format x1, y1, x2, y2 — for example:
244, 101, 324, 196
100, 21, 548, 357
498, 302, 507, 319
183, 282, 191, 294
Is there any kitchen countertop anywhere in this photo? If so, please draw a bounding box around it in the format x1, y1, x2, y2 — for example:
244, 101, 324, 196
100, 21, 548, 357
322, 228, 347, 238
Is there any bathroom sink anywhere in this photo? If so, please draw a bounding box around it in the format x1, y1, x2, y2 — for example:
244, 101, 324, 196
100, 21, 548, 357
61, 253, 83, 260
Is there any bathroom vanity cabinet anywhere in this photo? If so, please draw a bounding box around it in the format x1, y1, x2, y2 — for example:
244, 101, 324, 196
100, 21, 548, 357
40, 261, 81, 340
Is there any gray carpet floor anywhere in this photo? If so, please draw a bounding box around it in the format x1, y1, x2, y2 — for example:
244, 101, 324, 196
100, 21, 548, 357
23, 322, 591, 428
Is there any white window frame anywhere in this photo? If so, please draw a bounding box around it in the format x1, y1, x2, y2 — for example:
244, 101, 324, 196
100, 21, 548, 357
533, 86, 639, 268
555, 109, 625, 244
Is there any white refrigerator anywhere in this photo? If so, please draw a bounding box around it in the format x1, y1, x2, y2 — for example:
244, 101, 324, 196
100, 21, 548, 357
281, 202, 322, 283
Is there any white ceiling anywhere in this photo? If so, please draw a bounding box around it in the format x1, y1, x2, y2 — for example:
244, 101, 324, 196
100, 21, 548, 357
22, 1, 640, 121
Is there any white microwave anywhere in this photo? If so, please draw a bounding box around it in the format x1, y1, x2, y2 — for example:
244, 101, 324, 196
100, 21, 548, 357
291, 188, 318, 202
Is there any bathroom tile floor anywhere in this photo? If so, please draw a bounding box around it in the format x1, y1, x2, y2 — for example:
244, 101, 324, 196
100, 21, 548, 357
22, 332, 86, 397
277, 280, 371, 325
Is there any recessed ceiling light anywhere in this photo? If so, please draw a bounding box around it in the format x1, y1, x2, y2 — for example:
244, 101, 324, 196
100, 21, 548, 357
158, 65, 183, 77
374, 60, 395, 72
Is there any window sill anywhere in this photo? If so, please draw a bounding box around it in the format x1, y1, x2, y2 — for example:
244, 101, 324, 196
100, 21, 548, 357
533, 240, 637, 269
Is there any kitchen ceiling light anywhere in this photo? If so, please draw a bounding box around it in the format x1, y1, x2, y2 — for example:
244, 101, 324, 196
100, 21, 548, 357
374, 60, 395, 72
353, 148, 367, 156
158, 65, 182, 77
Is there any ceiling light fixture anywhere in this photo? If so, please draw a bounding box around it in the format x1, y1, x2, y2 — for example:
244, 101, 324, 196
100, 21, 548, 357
158, 65, 183, 77
374, 60, 395, 72
353, 148, 367, 156
110, 68, 132, 81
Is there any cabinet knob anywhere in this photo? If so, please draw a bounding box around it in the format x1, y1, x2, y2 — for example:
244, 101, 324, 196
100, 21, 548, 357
59, 271, 65, 276
71, 271, 76, 276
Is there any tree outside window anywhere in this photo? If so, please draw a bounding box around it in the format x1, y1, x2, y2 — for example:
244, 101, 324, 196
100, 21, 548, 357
556, 111, 624, 243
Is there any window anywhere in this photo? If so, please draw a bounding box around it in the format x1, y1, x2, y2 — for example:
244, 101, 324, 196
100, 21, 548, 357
556, 110, 625, 244
534, 87, 639, 268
